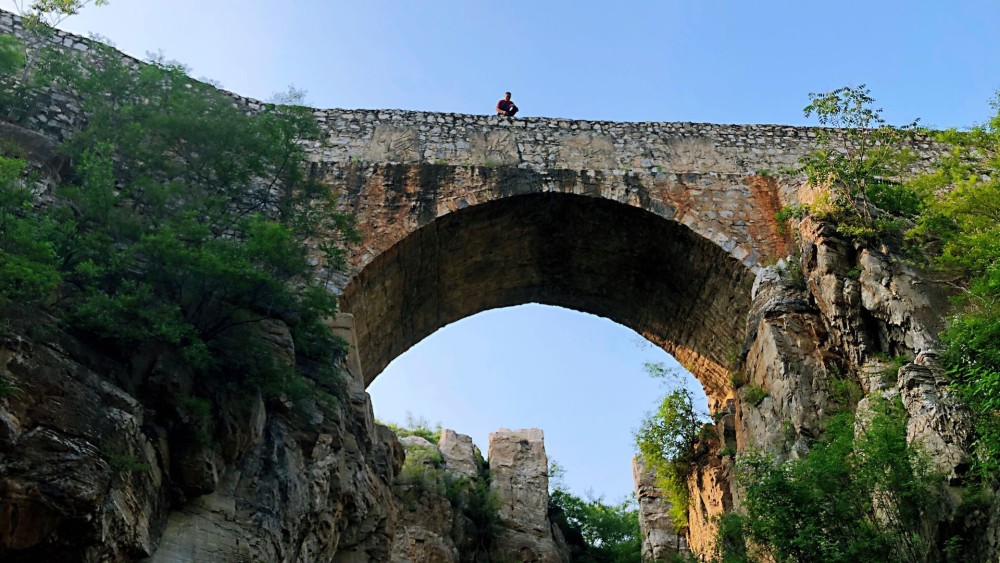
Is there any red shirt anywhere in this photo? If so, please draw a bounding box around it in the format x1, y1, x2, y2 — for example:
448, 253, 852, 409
497, 99, 514, 112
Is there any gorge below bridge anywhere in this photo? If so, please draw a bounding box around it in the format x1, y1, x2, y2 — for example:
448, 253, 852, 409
2, 16, 982, 559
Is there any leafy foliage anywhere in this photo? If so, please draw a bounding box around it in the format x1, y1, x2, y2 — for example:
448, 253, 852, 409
797, 85, 922, 241
901, 94, 1000, 479
634, 362, 709, 532
548, 462, 642, 563
384, 414, 443, 444
0, 38, 357, 401
397, 443, 446, 495
0, 155, 62, 306
452, 475, 503, 558
0, 35, 27, 115
730, 397, 943, 563
9, 0, 109, 27
743, 385, 768, 407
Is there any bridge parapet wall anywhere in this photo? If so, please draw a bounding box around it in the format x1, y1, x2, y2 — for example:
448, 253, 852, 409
307, 109, 945, 178
2, 9, 946, 181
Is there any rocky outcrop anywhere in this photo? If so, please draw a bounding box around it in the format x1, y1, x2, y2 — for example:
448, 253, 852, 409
439, 429, 480, 481
389, 435, 461, 563
633, 457, 688, 561
388, 427, 570, 563
739, 257, 833, 458
0, 311, 403, 562
488, 428, 568, 563
644, 211, 978, 559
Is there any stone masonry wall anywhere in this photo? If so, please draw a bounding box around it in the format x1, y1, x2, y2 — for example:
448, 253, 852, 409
1, 9, 945, 179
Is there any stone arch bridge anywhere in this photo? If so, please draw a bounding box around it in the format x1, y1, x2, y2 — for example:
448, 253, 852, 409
300, 110, 942, 406
0, 12, 945, 407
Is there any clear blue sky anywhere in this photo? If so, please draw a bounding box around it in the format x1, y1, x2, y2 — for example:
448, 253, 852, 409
6, 0, 998, 500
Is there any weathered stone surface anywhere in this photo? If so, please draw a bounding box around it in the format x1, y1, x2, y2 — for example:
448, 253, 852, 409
0, 313, 403, 562
489, 428, 550, 535
471, 130, 519, 165
686, 454, 734, 558
364, 125, 422, 163
897, 355, 973, 481
489, 428, 567, 563
0, 322, 166, 561
857, 250, 949, 356
740, 260, 832, 456
439, 429, 480, 481
633, 456, 689, 561
389, 436, 460, 563
341, 190, 755, 411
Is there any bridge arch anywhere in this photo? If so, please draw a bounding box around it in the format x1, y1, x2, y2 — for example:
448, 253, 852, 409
340, 190, 755, 407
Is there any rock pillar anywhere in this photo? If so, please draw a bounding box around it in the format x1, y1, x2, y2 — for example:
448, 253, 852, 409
488, 428, 568, 563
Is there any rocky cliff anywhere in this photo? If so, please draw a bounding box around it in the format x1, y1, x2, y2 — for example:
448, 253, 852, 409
632, 456, 688, 561
0, 310, 404, 562
388, 427, 568, 563
635, 207, 991, 559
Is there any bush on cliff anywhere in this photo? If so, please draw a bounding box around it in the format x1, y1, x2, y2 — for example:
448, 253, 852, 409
634, 362, 708, 533
722, 397, 943, 563
0, 38, 358, 398
905, 93, 1000, 480
548, 462, 642, 563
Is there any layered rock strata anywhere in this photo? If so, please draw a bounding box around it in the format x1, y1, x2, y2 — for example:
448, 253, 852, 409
0, 311, 403, 562
488, 428, 569, 563
388, 427, 568, 563
632, 457, 689, 561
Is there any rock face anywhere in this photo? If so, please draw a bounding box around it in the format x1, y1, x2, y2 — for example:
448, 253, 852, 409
389, 435, 461, 563
488, 428, 569, 563
633, 457, 689, 561
675, 213, 977, 557
388, 427, 569, 563
439, 429, 480, 481
0, 312, 403, 562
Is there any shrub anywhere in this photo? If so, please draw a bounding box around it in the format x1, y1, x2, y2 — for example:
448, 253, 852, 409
549, 485, 642, 563
0, 41, 358, 404
635, 362, 708, 532
385, 414, 443, 443
775, 204, 806, 235
827, 375, 863, 411
743, 385, 768, 407
735, 397, 943, 563
396, 443, 446, 496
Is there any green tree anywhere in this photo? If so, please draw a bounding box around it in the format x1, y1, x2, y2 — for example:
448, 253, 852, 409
634, 362, 708, 532
908, 93, 1000, 479
0, 155, 61, 305
732, 398, 942, 563
10, 0, 109, 27
548, 462, 642, 563
2, 1, 108, 121
799, 85, 921, 240
0, 39, 357, 398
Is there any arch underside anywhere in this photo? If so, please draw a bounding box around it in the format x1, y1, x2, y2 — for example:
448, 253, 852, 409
340, 192, 754, 406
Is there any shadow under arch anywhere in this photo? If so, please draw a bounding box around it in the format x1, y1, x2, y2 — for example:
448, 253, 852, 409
340, 192, 754, 406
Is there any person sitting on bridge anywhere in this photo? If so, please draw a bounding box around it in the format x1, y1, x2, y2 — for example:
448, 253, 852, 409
496, 92, 518, 118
